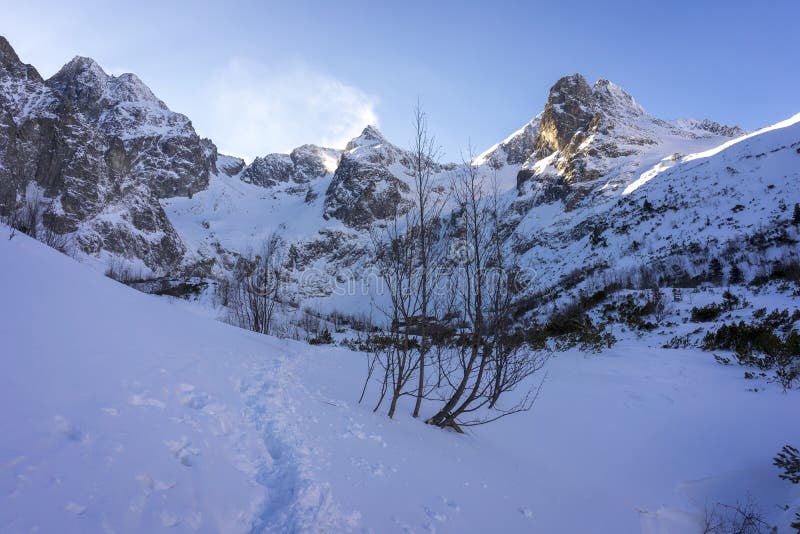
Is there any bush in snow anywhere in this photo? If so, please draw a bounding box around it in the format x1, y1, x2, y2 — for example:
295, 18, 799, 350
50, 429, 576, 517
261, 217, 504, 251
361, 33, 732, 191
309, 329, 334, 345
708, 257, 725, 285
691, 303, 725, 323
728, 264, 745, 285
702, 309, 800, 390
774, 445, 800, 485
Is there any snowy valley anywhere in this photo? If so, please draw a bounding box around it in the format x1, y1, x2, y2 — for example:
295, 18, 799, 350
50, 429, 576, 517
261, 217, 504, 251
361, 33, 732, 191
1, 31, 800, 534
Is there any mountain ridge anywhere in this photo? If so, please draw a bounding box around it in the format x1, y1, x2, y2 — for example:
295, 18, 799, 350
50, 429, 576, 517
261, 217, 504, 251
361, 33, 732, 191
2, 35, 797, 324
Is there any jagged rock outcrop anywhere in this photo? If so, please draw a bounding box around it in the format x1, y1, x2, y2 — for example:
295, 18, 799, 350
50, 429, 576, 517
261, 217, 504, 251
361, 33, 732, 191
511, 74, 744, 206
323, 126, 413, 229
0, 36, 217, 274
241, 144, 340, 189
46, 56, 215, 199
534, 73, 596, 157
478, 117, 541, 169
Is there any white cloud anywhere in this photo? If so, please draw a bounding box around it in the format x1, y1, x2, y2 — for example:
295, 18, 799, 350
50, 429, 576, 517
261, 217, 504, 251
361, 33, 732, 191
199, 58, 379, 162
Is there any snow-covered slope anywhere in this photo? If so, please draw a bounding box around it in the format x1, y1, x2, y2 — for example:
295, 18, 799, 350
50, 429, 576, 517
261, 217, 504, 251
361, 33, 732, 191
506, 111, 800, 314
2, 227, 799, 533
5, 33, 780, 316
160, 79, 795, 322
0, 226, 356, 532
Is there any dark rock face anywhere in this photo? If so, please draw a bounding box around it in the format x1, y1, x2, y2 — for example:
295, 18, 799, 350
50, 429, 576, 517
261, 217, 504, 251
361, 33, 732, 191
241, 144, 340, 189
534, 74, 595, 157
242, 154, 294, 187
46, 56, 214, 199
322, 125, 426, 229
0, 36, 215, 274
502, 120, 540, 165
691, 119, 745, 138
323, 154, 410, 229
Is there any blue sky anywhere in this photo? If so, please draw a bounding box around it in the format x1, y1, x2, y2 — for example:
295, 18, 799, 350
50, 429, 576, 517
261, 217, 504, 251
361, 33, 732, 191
4, 0, 799, 161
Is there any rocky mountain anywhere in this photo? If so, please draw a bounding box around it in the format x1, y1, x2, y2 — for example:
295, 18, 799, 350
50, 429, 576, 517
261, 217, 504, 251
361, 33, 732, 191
477, 74, 746, 204
0, 36, 219, 274
323, 125, 415, 229
241, 144, 340, 193
2, 35, 798, 322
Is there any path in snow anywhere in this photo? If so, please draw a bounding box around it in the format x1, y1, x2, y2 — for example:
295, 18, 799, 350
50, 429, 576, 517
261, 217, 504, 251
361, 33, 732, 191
0, 227, 355, 533
2, 227, 799, 533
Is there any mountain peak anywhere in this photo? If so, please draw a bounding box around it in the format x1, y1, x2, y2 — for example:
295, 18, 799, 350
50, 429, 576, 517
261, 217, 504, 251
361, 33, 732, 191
360, 124, 386, 142
345, 125, 387, 151
61, 55, 109, 80
548, 74, 593, 103
535, 74, 595, 155
0, 35, 21, 68
48, 55, 110, 101
592, 78, 645, 118
0, 35, 43, 82
106, 72, 165, 109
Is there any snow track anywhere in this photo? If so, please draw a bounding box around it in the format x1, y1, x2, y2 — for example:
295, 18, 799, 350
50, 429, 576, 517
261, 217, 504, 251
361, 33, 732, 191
238, 354, 358, 533
2, 226, 799, 533
0, 227, 353, 533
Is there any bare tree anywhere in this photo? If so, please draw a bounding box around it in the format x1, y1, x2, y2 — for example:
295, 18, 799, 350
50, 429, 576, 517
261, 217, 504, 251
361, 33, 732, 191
425, 149, 546, 432
21, 190, 41, 239
702, 496, 773, 534
362, 101, 448, 419
369, 207, 423, 418
227, 233, 284, 335
408, 100, 444, 417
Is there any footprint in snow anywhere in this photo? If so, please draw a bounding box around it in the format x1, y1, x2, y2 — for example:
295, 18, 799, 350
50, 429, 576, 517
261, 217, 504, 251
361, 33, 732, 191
177, 384, 210, 410
53, 416, 85, 442
160, 510, 180, 528
185, 510, 203, 530
129, 393, 166, 409
136, 474, 176, 494
424, 506, 447, 522
65, 502, 87, 515
440, 497, 460, 512
165, 438, 199, 467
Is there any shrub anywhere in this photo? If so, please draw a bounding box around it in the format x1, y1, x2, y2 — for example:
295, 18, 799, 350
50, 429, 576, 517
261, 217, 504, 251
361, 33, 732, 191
152, 279, 207, 299
708, 257, 724, 284
702, 309, 800, 389
774, 445, 800, 484
729, 264, 745, 285
309, 329, 334, 345
691, 303, 724, 322
527, 307, 614, 352
750, 259, 800, 286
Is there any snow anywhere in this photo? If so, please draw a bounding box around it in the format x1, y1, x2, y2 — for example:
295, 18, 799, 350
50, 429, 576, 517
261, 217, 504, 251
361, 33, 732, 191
2, 226, 799, 532
625, 111, 800, 195
162, 165, 350, 262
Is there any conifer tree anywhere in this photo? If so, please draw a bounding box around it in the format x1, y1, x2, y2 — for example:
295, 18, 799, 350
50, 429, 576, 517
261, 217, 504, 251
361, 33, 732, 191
708, 257, 724, 284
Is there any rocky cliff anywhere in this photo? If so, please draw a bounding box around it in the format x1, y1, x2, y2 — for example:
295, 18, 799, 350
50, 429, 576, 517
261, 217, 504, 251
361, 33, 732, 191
5, 35, 793, 322
0, 36, 216, 275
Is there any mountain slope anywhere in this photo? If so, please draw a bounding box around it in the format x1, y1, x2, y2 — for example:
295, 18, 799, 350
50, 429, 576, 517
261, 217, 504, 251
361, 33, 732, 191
505, 111, 800, 315
1, 34, 797, 323
2, 227, 799, 532
0, 225, 358, 532
0, 36, 216, 276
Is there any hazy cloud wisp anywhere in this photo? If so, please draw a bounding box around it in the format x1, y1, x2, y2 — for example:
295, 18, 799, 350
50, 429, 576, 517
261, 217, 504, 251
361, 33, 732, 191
201, 59, 378, 161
